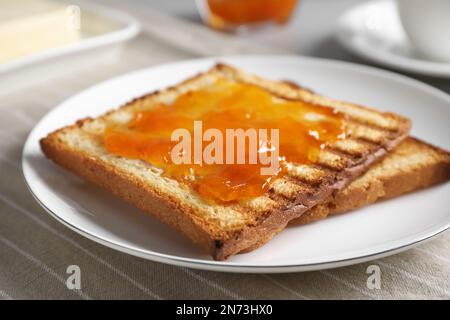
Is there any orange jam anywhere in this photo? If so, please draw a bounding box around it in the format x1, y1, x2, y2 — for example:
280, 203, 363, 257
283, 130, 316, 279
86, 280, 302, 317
104, 79, 345, 204
206, 0, 299, 29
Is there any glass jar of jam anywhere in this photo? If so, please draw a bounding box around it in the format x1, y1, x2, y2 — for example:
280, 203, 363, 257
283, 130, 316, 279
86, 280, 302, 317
197, 0, 299, 31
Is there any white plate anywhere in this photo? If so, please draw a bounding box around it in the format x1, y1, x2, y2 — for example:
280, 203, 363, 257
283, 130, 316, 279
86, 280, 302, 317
22, 55, 450, 273
0, 1, 140, 75
336, 0, 450, 78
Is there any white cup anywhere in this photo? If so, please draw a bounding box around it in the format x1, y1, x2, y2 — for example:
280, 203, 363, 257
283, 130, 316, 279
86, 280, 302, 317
397, 0, 450, 62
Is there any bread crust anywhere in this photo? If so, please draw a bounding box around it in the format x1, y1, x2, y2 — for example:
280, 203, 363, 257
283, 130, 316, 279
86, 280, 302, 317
40, 134, 220, 253
40, 63, 411, 260
291, 137, 450, 226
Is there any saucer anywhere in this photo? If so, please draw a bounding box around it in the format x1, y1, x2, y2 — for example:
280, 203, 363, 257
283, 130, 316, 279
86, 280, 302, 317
336, 0, 450, 78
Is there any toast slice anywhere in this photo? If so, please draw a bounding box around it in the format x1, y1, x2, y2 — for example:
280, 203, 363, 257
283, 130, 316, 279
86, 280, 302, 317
40, 63, 410, 260
291, 137, 450, 225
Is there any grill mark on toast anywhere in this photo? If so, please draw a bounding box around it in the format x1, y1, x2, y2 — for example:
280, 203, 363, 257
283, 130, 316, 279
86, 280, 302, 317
269, 178, 314, 200
328, 139, 372, 157
346, 122, 388, 144
315, 150, 350, 171
284, 163, 327, 185
323, 146, 364, 164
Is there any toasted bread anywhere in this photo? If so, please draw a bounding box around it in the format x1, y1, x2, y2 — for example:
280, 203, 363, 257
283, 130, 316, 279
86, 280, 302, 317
40, 64, 410, 260
291, 137, 450, 225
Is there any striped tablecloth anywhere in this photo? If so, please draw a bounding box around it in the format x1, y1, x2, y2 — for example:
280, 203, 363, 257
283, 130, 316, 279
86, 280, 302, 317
0, 2, 449, 300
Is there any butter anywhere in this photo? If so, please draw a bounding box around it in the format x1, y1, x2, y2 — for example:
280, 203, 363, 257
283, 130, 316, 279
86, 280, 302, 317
0, 0, 80, 64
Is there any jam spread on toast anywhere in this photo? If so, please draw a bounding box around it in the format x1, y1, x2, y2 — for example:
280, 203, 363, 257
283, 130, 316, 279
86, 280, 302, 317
104, 79, 345, 203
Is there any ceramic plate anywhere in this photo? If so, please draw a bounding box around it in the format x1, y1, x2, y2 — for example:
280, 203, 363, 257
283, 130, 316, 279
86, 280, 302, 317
22, 56, 450, 273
